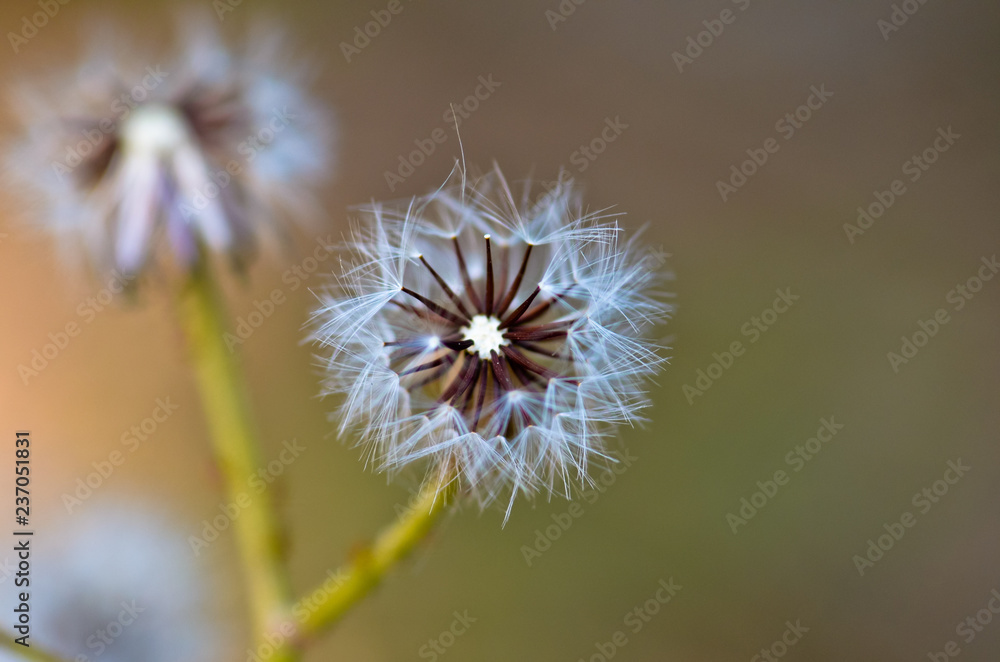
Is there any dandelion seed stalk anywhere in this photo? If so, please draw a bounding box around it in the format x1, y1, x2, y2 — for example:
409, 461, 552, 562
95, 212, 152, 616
294, 476, 454, 639
177, 262, 296, 662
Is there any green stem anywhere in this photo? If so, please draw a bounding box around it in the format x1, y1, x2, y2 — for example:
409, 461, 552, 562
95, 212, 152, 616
177, 264, 296, 661
0, 632, 66, 662
294, 477, 452, 641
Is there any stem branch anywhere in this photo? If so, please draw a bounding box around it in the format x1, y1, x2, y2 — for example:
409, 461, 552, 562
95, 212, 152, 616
296, 478, 452, 640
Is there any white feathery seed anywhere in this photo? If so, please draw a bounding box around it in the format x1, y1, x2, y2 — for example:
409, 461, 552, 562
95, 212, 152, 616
313, 167, 671, 519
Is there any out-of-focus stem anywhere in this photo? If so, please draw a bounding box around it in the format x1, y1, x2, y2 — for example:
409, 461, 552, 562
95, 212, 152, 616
177, 263, 296, 662
0, 632, 66, 662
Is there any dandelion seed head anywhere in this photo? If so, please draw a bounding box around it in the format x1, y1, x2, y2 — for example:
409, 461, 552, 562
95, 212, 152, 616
3, 14, 334, 278
315, 168, 670, 516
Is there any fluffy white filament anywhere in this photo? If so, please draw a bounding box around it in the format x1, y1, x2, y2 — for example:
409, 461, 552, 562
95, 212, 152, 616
314, 168, 670, 518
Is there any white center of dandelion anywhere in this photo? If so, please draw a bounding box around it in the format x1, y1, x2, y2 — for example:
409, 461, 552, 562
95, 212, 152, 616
120, 104, 191, 156
461, 315, 507, 358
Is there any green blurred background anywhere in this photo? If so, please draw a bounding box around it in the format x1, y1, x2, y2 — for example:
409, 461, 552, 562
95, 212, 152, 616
2, 1, 999, 660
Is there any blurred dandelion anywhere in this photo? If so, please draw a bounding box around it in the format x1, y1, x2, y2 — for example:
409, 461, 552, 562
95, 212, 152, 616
4, 15, 333, 277
0, 503, 224, 662
2, 19, 334, 659
315, 167, 671, 517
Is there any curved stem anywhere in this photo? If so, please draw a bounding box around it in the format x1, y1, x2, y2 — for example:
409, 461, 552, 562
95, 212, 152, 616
177, 264, 296, 661
295, 477, 453, 640
0, 632, 66, 662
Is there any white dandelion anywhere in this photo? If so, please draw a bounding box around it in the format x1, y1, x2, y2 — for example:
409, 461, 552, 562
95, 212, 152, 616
4, 15, 333, 277
314, 167, 670, 517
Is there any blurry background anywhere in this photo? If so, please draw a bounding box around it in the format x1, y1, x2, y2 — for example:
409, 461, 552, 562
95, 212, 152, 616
1, 1, 999, 660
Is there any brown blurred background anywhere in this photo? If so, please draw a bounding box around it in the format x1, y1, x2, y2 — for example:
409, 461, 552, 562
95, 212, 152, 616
2, 1, 999, 660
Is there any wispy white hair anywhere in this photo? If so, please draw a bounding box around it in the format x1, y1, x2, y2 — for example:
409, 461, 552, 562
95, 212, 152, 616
314, 166, 671, 519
